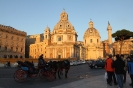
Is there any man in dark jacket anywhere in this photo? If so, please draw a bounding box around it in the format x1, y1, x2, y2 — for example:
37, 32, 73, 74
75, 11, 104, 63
128, 54, 133, 88
113, 54, 125, 88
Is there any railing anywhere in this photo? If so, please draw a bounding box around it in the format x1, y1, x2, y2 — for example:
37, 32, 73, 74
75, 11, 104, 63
0, 58, 78, 63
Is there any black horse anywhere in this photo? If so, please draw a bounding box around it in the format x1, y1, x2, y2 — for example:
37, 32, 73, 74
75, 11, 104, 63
48, 60, 70, 79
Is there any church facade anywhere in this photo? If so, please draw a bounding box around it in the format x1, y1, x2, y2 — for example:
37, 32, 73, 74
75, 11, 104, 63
29, 11, 83, 60
83, 21, 103, 60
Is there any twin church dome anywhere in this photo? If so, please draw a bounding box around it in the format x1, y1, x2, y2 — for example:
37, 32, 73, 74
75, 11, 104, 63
84, 20, 100, 39
44, 10, 101, 43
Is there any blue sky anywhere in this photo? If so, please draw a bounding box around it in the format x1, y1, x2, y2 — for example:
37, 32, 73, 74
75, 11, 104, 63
0, 0, 133, 41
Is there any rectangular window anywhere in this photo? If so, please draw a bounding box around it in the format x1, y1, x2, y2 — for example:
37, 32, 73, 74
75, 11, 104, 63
5, 46, 7, 51
21, 48, 23, 52
90, 39, 92, 43
58, 37, 61, 41
0, 34, 2, 38
11, 36, 14, 39
11, 47, 13, 51
6, 35, 8, 38
16, 47, 18, 52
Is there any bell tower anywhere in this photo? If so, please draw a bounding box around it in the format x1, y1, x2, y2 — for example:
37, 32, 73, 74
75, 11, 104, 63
43, 26, 51, 45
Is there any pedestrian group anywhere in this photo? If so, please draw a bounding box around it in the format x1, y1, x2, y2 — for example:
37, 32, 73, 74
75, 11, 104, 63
105, 54, 133, 88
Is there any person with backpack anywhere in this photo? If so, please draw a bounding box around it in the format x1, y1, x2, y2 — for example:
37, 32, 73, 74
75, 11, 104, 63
113, 54, 125, 88
105, 54, 117, 86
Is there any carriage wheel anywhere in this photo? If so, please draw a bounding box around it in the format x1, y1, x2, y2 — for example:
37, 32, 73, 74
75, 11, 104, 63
46, 71, 54, 82
13, 69, 27, 83
39, 69, 46, 79
58, 69, 64, 79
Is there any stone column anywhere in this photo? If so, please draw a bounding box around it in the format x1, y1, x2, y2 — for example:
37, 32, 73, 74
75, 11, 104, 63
70, 47, 72, 58
55, 48, 56, 58
64, 47, 66, 58
54, 48, 55, 58
63, 48, 64, 58
107, 21, 113, 55
48, 48, 50, 58
72, 47, 74, 58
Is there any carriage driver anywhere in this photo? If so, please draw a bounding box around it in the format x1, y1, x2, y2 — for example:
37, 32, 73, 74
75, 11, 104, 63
38, 54, 47, 68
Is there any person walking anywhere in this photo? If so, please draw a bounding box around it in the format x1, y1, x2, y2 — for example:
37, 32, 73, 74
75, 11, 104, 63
127, 54, 133, 88
105, 54, 117, 86
113, 54, 125, 88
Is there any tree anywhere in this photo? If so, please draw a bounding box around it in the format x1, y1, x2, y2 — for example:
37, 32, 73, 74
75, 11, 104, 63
112, 29, 133, 55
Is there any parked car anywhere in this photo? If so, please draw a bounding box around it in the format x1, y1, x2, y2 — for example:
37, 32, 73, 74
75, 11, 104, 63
70, 61, 74, 66
70, 60, 78, 66
81, 60, 86, 64
89, 60, 105, 69
77, 60, 81, 65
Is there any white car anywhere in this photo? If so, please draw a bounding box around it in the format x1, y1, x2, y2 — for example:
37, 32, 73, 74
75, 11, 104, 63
70, 60, 77, 66
70, 61, 74, 66
81, 60, 86, 64
77, 60, 81, 65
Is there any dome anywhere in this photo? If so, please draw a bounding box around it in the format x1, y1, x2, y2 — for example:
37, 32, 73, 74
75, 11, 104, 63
84, 21, 100, 39
52, 11, 77, 35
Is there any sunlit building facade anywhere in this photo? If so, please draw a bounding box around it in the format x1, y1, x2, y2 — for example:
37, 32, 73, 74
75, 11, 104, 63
0, 24, 27, 58
83, 21, 103, 60
113, 38, 133, 55
28, 11, 80, 60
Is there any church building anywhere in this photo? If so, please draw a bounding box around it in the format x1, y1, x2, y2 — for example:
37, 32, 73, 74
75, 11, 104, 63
29, 10, 81, 60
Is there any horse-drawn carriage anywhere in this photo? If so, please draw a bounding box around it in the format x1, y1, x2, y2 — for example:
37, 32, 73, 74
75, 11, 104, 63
13, 59, 70, 83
